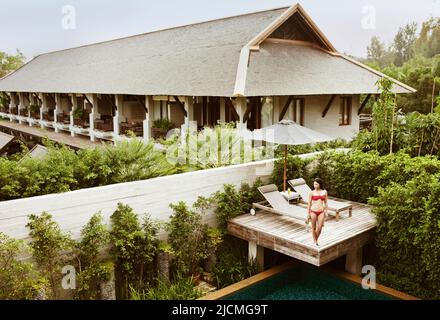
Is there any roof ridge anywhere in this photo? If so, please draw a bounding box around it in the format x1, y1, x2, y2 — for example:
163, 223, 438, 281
36, 5, 290, 58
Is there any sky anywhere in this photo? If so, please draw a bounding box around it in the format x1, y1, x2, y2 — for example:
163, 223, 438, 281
0, 0, 439, 60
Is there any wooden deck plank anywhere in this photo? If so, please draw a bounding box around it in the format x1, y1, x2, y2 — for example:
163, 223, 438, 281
228, 200, 376, 266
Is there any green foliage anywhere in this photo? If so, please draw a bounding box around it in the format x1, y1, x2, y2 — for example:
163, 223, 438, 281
72, 107, 86, 120
211, 180, 263, 230
166, 123, 271, 169
279, 139, 349, 156
271, 155, 310, 190
212, 236, 259, 289
74, 212, 111, 300
26, 212, 74, 298
0, 233, 47, 300
103, 139, 176, 184
0, 50, 25, 78
129, 273, 202, 300
152, 118, 175, 131
110, 203, 158, 299
0, 139, 176, 201
29, 104, 40, 114
371, 78, 398, 155
167, 202, 208, 276
370, 173, 440, 299
353, 93, 440, 157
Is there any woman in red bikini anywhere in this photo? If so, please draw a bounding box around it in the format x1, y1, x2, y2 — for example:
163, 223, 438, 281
307, 178, 328, 246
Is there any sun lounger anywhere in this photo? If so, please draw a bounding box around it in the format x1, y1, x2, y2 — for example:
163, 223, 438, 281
253, 184, 310, 231
288, 178, 352, 221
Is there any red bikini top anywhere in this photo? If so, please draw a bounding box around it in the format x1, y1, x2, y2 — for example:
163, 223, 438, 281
311, 194, 326, 201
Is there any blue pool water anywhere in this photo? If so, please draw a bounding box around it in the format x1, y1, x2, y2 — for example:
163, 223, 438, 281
223, 265, 393, 300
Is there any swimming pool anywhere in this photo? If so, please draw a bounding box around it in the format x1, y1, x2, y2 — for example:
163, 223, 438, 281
221, 264, 393, 300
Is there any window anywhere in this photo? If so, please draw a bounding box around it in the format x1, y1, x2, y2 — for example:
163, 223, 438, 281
339, 97, 352, 126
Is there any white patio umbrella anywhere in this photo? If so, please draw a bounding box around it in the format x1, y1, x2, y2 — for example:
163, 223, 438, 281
242, 120, 335, 191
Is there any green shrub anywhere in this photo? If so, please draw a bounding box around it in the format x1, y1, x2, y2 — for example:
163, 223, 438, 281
167, 202, 208, 276
212, 236, 259, 289
271, 155, 310, 191
153, 118, 175, 131
0, 139, 177, 202
370, 173, 440, 299
110, 203, 158, 299
74, 212, 112, 300
26, 212, 74, 298
0, 233, 48, 299
130, 273, 201, 300
212, 180, 263, 230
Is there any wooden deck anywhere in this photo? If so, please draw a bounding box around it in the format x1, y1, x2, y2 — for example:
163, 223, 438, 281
0, 120, 101, 149
227, 198, 376, 266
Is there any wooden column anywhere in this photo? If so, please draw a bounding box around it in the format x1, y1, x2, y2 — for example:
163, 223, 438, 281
40, 93, 48, 128
70, 94, 78, 137
181, 96, 196, 145
273, 97, 280, 124
235, 97, 247, 130
143, 95, 152, 143
248, 241, 264, 272
219, 97, 226, 123
345, 247, 363, 275
54, 93, 61, 132
113, 94, 124, 139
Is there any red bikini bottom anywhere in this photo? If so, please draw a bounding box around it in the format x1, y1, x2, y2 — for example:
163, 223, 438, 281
310, 210, 324, 216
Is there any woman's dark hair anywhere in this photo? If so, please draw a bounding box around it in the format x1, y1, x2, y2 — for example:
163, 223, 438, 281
314, 178, 324, 190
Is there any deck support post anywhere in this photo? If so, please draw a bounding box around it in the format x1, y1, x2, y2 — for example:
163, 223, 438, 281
248, 241, 264, 271
345, 247, 363, 275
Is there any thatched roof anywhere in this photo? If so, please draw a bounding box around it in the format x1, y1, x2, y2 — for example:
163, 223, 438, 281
0, 4, 415, 97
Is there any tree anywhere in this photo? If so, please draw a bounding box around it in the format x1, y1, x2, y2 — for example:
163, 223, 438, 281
367, 36, 393, 68
393, 23, 418, 66
0, 233, 48, 299
0, 50, 25, 78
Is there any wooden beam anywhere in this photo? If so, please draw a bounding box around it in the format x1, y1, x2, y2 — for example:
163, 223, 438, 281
135, 96, 148, 113
82, 94, 92, 107
322, 94, 337, 118
225, 98, 240, 121
32, 93, 42, 105
242, 99, 254, 123
279, 96, 294, 122
358, 94, 372, 115
173, 96, 187, 117
47, 93, 57, 105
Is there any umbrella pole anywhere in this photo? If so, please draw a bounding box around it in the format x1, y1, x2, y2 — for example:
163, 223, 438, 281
283, 145, 287, 192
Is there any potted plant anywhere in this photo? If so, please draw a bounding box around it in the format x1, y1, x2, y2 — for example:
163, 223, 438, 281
72, 107, 86, 126
29, 104, 40, 118
152, 118, 175, 139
